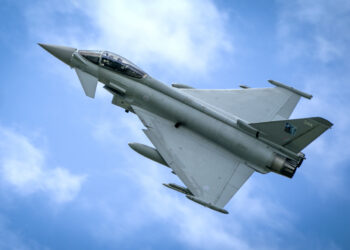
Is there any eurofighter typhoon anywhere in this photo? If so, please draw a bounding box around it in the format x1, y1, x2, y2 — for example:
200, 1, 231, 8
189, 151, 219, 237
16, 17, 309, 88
39, 44, 332, 214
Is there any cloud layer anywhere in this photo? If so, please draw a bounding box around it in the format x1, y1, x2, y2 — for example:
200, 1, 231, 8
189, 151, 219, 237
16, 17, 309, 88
277, 0, 350, 63
0, 126, 86, 203
28, 0, 232, 76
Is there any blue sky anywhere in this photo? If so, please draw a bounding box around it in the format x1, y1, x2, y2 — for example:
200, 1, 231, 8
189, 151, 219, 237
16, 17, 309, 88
0, 0, 349, 249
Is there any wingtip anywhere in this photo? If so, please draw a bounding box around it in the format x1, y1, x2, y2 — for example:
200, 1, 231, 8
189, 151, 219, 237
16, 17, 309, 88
268, 79, 313, 100
313, 117, 333, 128
186, 195, 229, 214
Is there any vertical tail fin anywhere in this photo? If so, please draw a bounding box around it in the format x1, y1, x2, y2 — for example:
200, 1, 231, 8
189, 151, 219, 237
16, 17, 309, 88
250, 117, 333, 153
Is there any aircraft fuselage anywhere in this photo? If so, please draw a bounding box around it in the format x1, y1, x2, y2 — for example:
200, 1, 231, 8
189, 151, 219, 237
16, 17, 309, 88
72, 51, 293, 175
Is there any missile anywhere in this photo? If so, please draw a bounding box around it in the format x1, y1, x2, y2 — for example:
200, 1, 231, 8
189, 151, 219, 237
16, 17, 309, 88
171, 83, 194, 89
128, 143, 168, 167
239, 84, 250, 89
163, 183, 193, 195
268, 80, 313, 99
186, 195, 229, 214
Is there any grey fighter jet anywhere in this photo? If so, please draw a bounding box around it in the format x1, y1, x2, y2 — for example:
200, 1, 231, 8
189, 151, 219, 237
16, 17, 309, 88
39, 44, 333, 214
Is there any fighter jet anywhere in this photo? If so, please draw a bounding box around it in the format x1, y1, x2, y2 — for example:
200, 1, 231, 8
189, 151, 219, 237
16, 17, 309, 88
39, 43, 333, 214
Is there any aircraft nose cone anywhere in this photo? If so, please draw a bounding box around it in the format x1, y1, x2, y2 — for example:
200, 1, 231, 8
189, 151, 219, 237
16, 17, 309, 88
38, 43, 76, 65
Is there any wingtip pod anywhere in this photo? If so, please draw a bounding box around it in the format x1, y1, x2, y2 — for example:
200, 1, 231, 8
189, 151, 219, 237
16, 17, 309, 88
186, 195, 229, 214
268, 80, 313, 100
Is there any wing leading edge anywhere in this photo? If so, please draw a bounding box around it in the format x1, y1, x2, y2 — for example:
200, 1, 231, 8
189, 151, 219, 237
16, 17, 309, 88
132, 106, 254, 213
177, 80, 312, 123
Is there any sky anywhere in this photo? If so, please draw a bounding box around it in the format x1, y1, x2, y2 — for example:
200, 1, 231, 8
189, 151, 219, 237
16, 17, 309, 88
0, 0, 349, 249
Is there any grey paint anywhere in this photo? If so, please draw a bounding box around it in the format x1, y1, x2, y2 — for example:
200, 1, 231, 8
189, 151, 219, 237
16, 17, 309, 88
39, 44, 333, 213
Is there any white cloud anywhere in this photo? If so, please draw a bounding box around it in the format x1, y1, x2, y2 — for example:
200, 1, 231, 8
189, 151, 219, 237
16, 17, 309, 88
27, 0, 232, 76
92, 114, 148, 147
0, 125, 86, 203
87, 0, 232, 72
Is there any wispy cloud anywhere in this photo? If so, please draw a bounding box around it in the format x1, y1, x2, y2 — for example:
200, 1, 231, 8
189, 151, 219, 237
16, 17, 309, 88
275, 0, 350, 197
26, 0, 233, 76
277, 0, 350, 63
291, 76, 350, 197
86, 0, 232, 73
0, 125, 86, 203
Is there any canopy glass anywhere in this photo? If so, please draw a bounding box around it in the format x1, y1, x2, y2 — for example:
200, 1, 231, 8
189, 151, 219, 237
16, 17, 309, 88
78, 50, 146, 79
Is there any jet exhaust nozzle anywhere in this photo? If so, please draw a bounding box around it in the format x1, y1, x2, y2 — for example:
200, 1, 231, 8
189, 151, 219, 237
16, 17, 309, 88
270, 154, 303, 178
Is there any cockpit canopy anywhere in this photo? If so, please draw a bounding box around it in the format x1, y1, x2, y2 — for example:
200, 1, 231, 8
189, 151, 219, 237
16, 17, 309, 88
78, 50, 146, 79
